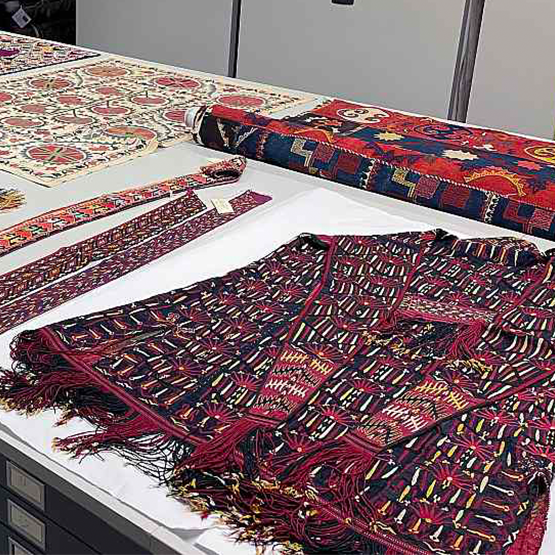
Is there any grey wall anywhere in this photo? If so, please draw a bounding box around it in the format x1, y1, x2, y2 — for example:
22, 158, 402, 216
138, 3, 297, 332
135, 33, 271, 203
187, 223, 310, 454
77, 0, 232, 75
237, 0, 466, 119
468, 0, 555, 138
76, 0, 554, 139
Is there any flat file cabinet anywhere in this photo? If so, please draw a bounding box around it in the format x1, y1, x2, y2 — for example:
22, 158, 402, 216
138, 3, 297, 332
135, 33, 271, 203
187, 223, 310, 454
0, 447, 156, 555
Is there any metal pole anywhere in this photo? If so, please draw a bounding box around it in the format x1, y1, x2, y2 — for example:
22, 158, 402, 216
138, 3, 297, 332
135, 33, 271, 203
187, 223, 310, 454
228, 0, 242, 78
448, 0, 486, 122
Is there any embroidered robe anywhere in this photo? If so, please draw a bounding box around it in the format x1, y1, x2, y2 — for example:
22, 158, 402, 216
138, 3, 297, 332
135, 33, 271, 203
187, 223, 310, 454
2, 230, 555, 554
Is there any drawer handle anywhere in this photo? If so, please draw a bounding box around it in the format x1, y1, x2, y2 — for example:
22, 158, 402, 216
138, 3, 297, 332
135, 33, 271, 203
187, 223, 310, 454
6, 462, 45, 511
7, 500, 45, 551
8, 537, 34, 555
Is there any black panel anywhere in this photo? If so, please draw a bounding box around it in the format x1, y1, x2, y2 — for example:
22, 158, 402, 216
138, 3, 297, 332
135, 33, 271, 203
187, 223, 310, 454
0, 518, 42, 555
0, 486, 98, 554
0, 454, 150, 555
0, 0, 76, 44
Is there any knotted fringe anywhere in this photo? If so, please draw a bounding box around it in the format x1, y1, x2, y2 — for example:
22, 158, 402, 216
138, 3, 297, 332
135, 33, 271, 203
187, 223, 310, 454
53, 411, 165, 457
2, 330, 193, 485
376, 310, 399, 333
377, 310, 487, 361
2, 330, 395, 553
279, 442, 376, 495
171, 468, 388, 555
1, 331, 125, 418
0, 189, 25, 213
236, 429, 380, 529
180, 417, 267, 474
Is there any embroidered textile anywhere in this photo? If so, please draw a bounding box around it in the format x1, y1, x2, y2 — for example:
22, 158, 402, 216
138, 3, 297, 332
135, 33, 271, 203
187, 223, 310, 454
0, 188, 25, 212
0, 33, 98, 75
0, 188, 206, 312
3, 231, 555, 554
0, 57, 313, 186
192, 100, 555, 240
0, 189, 270, 334
0, 156, 246, 258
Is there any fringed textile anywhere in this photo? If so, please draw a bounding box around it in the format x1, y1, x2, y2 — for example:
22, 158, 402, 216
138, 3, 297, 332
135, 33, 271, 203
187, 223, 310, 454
0, 188, 25, 213
2, 231, 555, 554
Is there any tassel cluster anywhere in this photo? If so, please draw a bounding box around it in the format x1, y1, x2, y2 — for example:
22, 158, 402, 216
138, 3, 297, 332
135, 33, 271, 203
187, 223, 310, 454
0, 188, 25, 213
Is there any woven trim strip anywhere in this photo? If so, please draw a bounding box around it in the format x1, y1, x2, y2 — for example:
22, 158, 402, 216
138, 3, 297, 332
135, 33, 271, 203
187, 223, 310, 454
0, 156, 246, 258
0, 190, 271, 334
0, 189, 206, 307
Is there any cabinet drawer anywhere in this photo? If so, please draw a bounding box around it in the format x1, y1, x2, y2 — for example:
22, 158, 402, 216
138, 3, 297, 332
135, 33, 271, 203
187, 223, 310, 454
0, 518, 41, 555
6, 461, 44, 511
0, 454, 150, 554
0, 487, 97, 554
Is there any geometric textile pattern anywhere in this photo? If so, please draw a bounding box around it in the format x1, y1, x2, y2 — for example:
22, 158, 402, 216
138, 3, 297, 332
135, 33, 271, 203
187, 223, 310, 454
0, 188, 208, 313
2, 231, 555, 554
0, 156, 247, 257
193, 100, 555, 241
0, 189, 270, 334
0, 58, 313, 186
0, 32, 98, 75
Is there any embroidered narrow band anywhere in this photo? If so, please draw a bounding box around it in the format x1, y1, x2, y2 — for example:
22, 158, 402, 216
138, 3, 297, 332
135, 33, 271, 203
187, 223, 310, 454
0, 189, 205, 307
0, 190, 271, 334
0, 156, 246, 258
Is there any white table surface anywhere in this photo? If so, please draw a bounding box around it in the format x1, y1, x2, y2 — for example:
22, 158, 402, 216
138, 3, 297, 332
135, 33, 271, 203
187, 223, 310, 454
1, 143, 554, 554
0, 32, 554, 555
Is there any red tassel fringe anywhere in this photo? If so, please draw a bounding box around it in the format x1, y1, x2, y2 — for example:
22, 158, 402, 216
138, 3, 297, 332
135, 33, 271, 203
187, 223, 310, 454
377, 310, 398, 333
180, 417, 263, 474
171, 466, 380, 554
2, 330, 176, 460
53, 411, 167, 458
448, 320, 487, 359
0, 317, 499, 554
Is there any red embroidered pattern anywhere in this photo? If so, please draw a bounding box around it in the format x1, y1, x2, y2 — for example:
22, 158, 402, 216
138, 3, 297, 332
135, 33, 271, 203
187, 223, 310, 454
2, 231, 555, 554
194, 101, 555, 240
0, 190, 270, 334
0, 57, 312, 186
0, 32, 98, 75
0, 157, 245, 258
